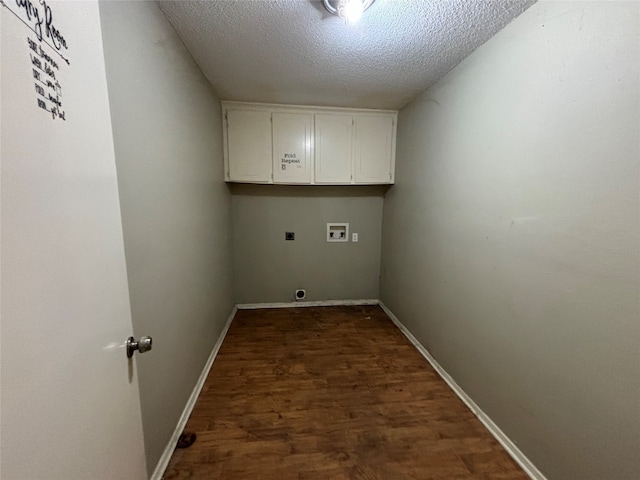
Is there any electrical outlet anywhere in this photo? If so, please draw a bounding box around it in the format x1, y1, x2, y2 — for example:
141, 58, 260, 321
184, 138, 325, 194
352, 233, 358, 242
285, 232, 295, 241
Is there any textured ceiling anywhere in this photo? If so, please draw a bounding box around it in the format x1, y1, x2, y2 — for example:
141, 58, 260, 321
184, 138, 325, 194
158, 0, 536, 110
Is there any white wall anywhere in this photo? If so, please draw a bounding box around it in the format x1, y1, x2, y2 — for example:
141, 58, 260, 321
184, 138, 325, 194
381, 2, 639, 479
99, 1, 234, 474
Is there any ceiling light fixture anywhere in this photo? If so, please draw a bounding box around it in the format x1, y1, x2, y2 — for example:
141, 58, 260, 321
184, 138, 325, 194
321, 0, 375, 25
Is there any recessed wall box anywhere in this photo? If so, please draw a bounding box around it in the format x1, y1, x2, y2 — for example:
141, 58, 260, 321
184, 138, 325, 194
327, 223, 349, 242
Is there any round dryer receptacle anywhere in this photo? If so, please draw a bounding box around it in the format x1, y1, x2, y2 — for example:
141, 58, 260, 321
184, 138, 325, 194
295, 289, 306, 301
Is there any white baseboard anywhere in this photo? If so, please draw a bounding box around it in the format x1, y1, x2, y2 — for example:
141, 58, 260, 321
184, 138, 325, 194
236, 299, 379, 309
150, 306, 238, 480
378, 302, 547, 480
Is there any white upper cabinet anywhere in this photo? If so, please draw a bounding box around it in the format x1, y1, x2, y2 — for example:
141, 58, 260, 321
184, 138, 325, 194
222, 102, 397, 185
225, 108, 272, 183
354, 114, 395, 184
272, 113, 313, 184
315, 114, 353, 184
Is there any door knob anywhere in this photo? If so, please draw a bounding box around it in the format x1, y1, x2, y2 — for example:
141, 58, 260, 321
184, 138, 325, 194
126, 336, 152, 358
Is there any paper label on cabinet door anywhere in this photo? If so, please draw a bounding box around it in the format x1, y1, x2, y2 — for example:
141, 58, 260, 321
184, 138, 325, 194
281, 153, 302, 170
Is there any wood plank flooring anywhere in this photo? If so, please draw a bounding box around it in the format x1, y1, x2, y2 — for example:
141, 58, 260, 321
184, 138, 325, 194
164, 305, 528, 480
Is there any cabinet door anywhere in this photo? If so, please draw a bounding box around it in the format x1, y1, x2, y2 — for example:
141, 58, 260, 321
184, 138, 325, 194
226, 109, 272, 183
315, 114, 353, 184
353, 114, 395, 184
273, 113, 313, 184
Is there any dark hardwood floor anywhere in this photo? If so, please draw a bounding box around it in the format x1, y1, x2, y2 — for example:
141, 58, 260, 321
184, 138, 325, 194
164, 305, 528, 479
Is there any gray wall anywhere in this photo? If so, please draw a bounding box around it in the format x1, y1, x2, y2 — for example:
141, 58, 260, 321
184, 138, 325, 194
381, 2, 639, 479
99, 1, 234, 475
231, 185, 385, 303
